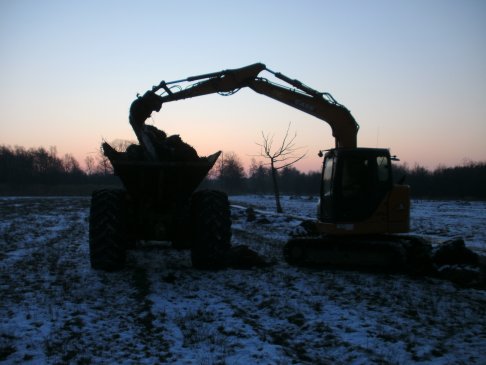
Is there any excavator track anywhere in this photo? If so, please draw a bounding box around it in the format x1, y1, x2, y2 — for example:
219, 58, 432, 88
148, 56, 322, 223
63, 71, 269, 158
283, 235, 433, 274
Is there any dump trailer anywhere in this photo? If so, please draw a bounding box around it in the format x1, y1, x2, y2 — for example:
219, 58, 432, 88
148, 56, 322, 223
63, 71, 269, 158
89, 130, 232, 272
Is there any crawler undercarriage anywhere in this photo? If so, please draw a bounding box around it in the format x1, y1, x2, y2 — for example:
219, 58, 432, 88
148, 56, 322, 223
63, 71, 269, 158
283, 232, 484, 287
284, 235, 433, 274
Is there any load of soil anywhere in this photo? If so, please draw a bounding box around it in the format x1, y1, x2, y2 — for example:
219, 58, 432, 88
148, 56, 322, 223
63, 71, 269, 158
103, 125, 203, 163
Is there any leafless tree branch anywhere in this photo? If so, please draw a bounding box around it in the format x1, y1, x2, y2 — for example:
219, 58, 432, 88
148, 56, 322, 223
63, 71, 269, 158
255, 122, 307, 213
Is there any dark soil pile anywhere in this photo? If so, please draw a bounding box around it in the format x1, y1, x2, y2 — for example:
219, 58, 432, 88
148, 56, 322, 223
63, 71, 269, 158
103, 125, 202, 163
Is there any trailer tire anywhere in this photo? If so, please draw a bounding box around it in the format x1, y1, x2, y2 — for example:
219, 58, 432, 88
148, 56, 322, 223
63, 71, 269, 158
190, 190, 232, 269
89, 189, 132, 271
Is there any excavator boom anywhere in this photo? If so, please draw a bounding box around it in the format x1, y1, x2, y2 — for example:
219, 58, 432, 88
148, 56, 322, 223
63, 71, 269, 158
129, 63, 359, 149
248, 78, 358, 148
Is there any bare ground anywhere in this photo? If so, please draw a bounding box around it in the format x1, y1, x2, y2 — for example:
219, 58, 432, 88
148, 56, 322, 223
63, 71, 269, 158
1, 196, 486, 364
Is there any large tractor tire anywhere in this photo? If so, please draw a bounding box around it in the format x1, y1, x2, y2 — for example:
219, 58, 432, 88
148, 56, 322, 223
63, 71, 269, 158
190, 190, 232, 269
89, 189, 133, 271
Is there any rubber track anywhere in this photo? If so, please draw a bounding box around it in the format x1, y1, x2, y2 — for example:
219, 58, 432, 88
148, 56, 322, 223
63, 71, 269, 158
284, 235, 433, 274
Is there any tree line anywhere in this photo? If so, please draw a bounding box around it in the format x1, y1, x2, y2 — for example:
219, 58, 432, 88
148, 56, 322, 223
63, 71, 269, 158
202, 153, 321, 196
203, 154, 486, 200
0, 144, 485, 199
392, 161, 486, 200
0, 145, 117, 195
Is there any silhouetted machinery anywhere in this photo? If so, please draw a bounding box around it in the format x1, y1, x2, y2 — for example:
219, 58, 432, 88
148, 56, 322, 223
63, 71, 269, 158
89, 63, 432, 273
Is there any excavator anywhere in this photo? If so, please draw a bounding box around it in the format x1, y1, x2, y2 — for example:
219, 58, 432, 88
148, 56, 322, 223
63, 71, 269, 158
93, 62, 444, 274
123, 62, 428, 272
89, 61, 485, 284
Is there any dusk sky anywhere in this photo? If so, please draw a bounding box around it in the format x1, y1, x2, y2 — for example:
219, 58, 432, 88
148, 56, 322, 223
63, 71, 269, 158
1, 0, 485, 172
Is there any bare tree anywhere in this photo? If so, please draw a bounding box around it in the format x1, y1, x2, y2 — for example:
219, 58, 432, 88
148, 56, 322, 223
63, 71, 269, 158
256, 123, 306, 213
62, 153, 83, 174
84, 155, 95, 175
217, 151, 246, 194
93, 139, 136, 175
96, 143, 113, 175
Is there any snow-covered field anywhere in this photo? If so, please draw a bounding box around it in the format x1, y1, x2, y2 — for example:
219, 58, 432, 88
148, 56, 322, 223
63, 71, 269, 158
1, 195, 485, 364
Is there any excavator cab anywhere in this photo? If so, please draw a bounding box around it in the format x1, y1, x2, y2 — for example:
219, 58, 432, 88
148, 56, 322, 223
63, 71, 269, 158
317, 148, 410, 235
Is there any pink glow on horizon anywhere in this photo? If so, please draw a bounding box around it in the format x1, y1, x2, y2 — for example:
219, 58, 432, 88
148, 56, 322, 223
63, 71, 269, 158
1, 1, 485, 174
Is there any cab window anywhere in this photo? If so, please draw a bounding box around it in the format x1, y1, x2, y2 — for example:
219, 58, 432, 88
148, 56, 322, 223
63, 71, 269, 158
376, 155, 390, 184
322, 156, 334, 196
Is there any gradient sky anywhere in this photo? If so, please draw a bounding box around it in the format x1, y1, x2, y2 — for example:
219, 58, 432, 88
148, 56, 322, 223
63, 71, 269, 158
1, 0, 485, 172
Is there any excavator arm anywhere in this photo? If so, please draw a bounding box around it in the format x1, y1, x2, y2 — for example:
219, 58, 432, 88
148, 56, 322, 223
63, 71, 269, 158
248, 75, 359, 148
129, 63, 359, 156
